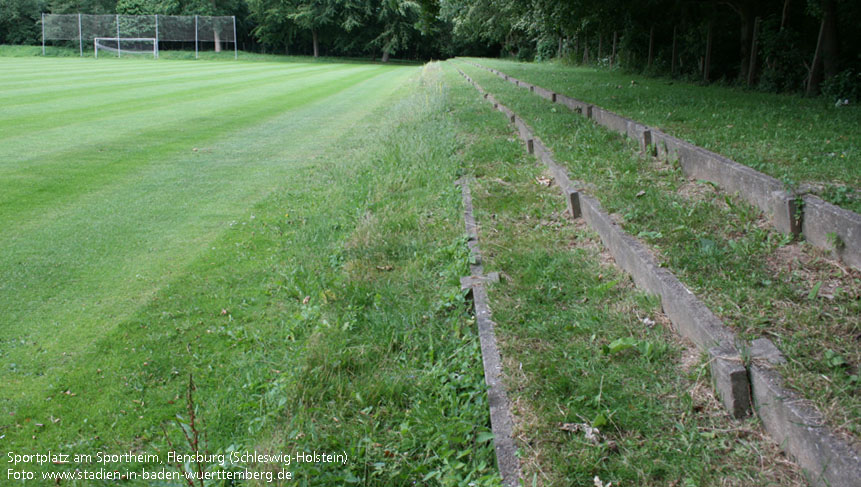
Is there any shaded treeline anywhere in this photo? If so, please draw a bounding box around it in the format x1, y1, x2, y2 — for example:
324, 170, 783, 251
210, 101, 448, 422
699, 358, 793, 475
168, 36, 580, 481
2, 0, 858, 97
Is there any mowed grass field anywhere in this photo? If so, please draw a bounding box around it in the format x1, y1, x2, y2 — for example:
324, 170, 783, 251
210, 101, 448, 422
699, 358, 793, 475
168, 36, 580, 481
1, 56, 500, 485
1, 58, 403, 383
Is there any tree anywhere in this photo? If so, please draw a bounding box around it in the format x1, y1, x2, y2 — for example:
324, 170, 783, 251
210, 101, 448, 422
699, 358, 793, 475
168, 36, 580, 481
289, 0, 336, 57
0, 0, 47, 44
372, 0, 420, 61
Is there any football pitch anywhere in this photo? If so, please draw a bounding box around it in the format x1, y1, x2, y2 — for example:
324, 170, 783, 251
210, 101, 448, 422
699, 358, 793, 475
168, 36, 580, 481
1, 54, 460, 465
0, 57, 413, 390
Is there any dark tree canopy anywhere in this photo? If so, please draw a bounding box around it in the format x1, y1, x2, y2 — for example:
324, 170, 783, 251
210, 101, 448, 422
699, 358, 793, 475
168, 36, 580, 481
4, 0, 859, 97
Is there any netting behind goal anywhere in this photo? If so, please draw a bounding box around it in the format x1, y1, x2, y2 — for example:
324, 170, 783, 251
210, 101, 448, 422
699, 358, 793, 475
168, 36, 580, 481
94, 38, 157, 58
41, 14, 237, 58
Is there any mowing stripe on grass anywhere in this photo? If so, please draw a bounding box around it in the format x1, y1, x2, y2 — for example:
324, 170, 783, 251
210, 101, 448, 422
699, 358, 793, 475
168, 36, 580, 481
0, 58, 416, 402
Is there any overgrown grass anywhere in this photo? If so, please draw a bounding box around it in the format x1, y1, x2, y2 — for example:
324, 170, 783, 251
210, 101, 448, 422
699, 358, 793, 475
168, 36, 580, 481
469, 58, 861, 213
458, 61, 860, 443
2, 57, 497, 484
441, 61, 804, 486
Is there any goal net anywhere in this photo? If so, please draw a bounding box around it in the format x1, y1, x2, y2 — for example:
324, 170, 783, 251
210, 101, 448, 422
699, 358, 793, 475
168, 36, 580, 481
94, 37, 157, 58
41, 14, 237, 59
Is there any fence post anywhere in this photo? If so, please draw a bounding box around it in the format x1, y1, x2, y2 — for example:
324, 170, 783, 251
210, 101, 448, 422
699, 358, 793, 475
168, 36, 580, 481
41, 13, 45, 55
116, 14, 121, 57
195, 15, 199, 59
233, 16, 237, 59
78, 13, 83, 57
155, 15, 159, 59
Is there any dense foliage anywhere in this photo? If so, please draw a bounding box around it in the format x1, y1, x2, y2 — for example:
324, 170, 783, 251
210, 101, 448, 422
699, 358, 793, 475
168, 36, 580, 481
2, 0, 859, 96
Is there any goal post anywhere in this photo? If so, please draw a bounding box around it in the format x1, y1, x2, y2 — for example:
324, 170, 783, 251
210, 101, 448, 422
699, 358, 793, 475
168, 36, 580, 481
94, 37, 157, 59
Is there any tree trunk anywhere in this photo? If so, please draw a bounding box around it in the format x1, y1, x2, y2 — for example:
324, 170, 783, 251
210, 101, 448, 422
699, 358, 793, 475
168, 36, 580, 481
704, 21, 713, 82
312, 28, 319, 58
598, 35, 603, 61
611, 31, 617, 67
648, 24, 655, 68
214, 31, 221, 52
557, 37, 563, 58
821, 0, 840, 80
381, 50, 390, 63
807, 19, 826, 96
671, 25, 677, 76
780, 0, 791, 31
737, 2, 755, 82
747, 17, 760, 86
582, 30, 589, 64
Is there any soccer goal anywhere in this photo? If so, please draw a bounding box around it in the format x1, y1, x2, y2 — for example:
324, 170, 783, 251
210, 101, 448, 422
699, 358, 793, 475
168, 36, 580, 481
94, 37, 157, 58
42, 14, 238, 59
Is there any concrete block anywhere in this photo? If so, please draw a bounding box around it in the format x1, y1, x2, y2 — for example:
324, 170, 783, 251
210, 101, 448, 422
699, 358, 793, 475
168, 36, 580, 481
656, 273, 734, 349
460, 272, 500, 291
674, 143, 800, 235
750, 364, 861, 487
566, 189, 581, 218
626, 122, 652, 154
458, 179, 523, 487
592, 108, 630, 136
748, 337, 786, 366
769, 192, 802, 235
707, 344, 751, 418
651, 130, 683, 162
556, 94, 590, 117
802, 194, 861, 271
513, 117, 531, 137
533, 85, 555, 102
577, 193, 666, 297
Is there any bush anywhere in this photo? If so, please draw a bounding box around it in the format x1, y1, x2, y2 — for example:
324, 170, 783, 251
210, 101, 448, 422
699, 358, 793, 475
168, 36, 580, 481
821, 68, 861, 103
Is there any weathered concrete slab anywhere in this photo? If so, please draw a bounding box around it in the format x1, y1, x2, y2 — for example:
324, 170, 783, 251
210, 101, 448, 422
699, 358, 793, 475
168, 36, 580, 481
532, 84, 555, 102
802, 194, 861, 271
708, 344, 751, 418
656, 273, 735, 349
591, 107, 631, 136
555, 94, 592, 118
749, 337, 786, 366
650, 130, 685, 162
750, 363, 861, 487
566, 189, 581, 218
674, 143, 800, 235
626, 122, 652, 154
460, 272, 500, 291
459, 180, 523, 487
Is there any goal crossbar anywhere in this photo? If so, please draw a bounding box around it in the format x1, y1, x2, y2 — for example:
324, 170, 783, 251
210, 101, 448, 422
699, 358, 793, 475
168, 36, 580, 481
94, 37, 158, 59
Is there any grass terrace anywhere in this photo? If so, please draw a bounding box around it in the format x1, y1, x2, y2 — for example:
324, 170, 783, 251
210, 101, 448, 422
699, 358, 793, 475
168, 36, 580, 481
469, 58, 861, 213
457, 60, 860, 446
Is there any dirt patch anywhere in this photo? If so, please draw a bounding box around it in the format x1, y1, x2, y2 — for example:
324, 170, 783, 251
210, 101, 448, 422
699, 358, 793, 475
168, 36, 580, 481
676, 178, 725, 206
501, 353, 554, 487
767, 241, 861, 299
